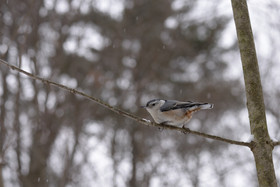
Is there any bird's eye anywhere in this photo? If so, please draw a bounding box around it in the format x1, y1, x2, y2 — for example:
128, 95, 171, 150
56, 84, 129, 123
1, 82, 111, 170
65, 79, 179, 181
152, 103, 156, 106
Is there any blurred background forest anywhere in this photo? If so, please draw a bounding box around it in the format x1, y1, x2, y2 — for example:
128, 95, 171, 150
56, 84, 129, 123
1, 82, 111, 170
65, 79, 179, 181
1, 0, 280, 186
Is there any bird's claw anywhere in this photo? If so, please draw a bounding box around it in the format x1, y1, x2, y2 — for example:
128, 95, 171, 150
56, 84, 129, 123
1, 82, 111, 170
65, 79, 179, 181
182, 125, 190, 134
158, 122, 168, 131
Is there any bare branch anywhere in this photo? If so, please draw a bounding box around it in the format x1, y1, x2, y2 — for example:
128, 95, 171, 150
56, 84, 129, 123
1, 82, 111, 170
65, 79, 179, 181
272, 141, 280, 147
160, 124, 251, 147
0, 59, 251, 147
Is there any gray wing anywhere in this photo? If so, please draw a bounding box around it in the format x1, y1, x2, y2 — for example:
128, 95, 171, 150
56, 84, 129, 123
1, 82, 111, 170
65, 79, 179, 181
160, 100, 197, 112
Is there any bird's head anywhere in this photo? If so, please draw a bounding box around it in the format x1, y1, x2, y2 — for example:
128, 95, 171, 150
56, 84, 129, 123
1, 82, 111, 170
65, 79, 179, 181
142, 99, 165, 112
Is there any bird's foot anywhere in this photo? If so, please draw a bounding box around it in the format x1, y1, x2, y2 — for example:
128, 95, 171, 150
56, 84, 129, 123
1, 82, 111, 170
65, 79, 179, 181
158, 121, 170, 131
182, 125, 190, 134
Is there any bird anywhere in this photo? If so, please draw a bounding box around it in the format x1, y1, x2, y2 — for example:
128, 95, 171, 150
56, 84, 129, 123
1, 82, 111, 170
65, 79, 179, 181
142, 99, 213, 128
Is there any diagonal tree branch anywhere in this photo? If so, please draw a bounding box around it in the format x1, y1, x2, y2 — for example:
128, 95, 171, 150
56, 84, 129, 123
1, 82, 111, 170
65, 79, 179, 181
0, 58, 251, 147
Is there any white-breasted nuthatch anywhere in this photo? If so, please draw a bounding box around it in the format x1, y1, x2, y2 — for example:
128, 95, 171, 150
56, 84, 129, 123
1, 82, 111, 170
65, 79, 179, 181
142, 99, 213, 128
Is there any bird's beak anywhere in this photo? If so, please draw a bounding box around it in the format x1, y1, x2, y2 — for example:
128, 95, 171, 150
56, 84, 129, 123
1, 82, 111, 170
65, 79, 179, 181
140, 105, 146, 108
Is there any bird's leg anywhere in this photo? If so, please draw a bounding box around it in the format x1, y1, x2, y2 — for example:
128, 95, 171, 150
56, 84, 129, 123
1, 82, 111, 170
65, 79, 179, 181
181, 124, 190, 134
182, 125, 190, 130
158, 121, 171, 131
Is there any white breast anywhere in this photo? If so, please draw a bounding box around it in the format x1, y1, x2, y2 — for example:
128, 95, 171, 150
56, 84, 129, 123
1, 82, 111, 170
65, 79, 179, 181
147, 108, 188, 127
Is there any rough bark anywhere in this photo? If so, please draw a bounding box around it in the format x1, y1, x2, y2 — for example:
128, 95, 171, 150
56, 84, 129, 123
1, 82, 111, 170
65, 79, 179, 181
231, 0, 277, 186
0, 71, 8, 187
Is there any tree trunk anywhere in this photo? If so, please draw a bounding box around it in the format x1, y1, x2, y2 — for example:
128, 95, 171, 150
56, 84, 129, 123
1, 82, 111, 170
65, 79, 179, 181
0, 168, 3, 187
129, 129, 137, 187
231, 0, 277, 186
0, 70, 8, 187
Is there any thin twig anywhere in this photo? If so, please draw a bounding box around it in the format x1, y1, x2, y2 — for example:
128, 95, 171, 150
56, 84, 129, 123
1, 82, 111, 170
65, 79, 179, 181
272, 141, 280, 147
0, 59, 251, 147
157, 124, 251, 147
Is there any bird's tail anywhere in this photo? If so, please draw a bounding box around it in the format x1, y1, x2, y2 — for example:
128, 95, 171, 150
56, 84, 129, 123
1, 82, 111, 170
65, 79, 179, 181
199, 103, 214, 110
